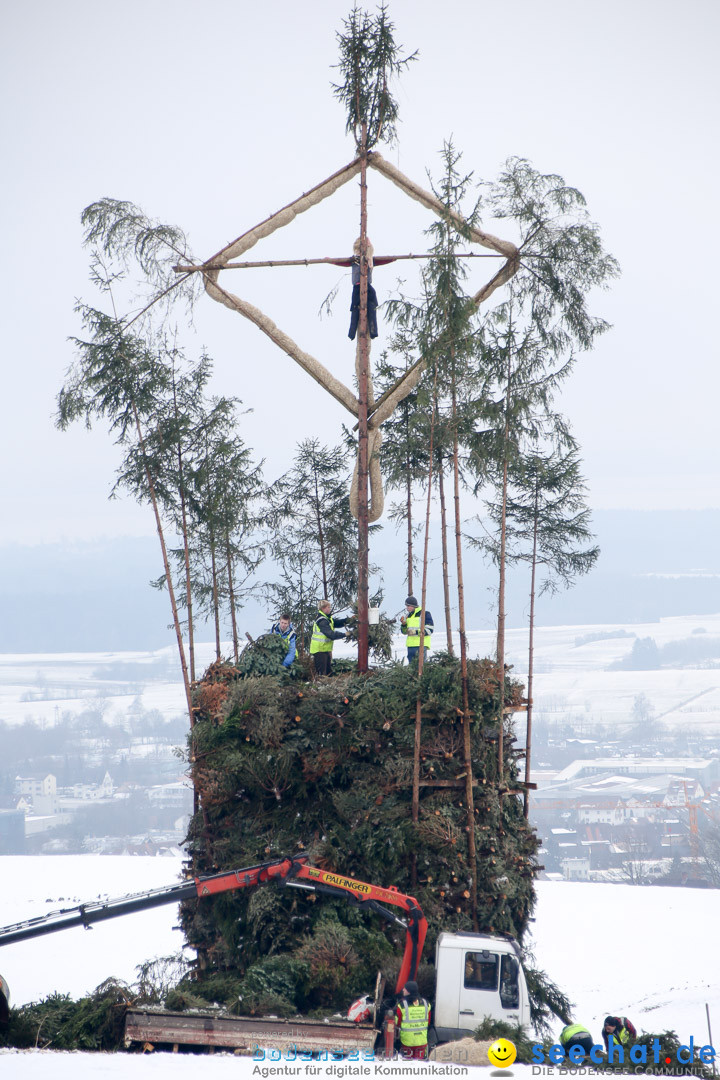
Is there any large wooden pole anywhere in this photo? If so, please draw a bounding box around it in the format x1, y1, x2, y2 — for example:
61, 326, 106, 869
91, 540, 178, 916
357, 123, 370, 673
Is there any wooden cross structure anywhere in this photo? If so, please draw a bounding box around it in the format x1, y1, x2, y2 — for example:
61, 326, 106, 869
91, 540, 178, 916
174, 147, 520, 671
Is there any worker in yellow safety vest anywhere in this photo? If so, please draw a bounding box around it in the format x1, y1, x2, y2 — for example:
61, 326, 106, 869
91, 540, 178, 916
399, 595, 433, 664
309, 600, 349, 677
395, 981, 431, 1060
560, 1023, 594, 1058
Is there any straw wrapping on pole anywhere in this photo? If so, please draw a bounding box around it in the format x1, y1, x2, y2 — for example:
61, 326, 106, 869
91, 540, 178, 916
206, 158, 363, 266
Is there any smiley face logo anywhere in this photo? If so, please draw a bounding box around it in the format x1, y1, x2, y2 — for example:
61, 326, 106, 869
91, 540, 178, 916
488, 1038, 517, 1069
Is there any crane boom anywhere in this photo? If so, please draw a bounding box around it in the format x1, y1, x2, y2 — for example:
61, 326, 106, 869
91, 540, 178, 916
0, 853, 427, 993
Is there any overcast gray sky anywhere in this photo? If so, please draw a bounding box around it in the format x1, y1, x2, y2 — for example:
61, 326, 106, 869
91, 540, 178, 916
2, 0, 718, 545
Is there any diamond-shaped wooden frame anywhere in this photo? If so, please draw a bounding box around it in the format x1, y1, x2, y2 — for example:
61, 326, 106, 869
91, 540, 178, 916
199, 152, 519, 520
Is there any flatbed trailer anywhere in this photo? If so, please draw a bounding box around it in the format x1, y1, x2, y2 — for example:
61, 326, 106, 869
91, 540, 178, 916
124, 1007, 379, 1054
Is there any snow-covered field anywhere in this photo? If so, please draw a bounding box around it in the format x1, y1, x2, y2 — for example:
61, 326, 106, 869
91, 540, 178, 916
1, 856, 718, 1077
2, 612, 720, 735
0, 649, 192, 728
0, 856, 187, 1006
460, 613, 720, 735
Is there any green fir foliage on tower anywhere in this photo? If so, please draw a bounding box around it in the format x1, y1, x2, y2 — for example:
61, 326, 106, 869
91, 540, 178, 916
180, 655, 539, 1016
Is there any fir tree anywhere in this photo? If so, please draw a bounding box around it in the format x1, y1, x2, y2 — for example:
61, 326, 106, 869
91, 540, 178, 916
386, 143, 493, 922
265, 439, 362, 650
473, 157, 619, 775
115, 345, 213, 682
471, 316, 575, 779
373, 350, 427, 595
57, 305, 194, 721
186, 404, 265, 664
80, 197, 199, 329
483, 441, 599, 813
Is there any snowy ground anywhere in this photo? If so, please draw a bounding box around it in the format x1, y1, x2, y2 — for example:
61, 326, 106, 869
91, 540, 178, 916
1, 856, 719, 1077
0, 856, 187, 1005
2, 612, 720, 735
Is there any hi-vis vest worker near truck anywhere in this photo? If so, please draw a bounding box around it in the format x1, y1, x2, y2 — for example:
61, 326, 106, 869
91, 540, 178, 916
309, 600, 350, 676
395, 980, 430, 1060
400, 595, 433, 663
560, 1023, 594, 1059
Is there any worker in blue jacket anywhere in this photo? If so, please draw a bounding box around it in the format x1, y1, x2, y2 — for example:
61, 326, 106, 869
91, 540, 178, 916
271, 614, 297, 668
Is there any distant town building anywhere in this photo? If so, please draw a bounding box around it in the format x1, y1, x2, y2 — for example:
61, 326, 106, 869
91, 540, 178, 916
553, 757, 718, 787
64, 771, 115, 801
15, 774, 58, 816
562, 857, 590, 881
15, 774, 56, 799
577, 804, 627, 825
147, 780, 192, 809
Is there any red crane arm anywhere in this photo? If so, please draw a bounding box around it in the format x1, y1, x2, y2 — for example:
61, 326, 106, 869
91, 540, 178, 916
194, 854, 427, 993
0, 853, 427, 997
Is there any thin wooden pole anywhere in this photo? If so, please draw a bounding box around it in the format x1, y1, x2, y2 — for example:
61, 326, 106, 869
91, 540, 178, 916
131, 403, 192, 722
496, 341, 512, 785
209, 526, 221, 661
226, 537, 240, 664
524, 482, 539, 819
437, 449, 454, 656
403, 384, 414, 596
170, 371, 195, 685
172, 252, 529, 273
357, 123, 370, 673
406, 468, 414, 596
450, 354, 478, 930
412, 367, 439, 858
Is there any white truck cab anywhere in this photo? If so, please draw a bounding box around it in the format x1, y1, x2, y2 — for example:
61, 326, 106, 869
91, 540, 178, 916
432, 931, 530, 1043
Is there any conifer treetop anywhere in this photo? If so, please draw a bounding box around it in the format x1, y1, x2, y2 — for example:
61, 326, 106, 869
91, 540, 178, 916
332, 4, 417, 150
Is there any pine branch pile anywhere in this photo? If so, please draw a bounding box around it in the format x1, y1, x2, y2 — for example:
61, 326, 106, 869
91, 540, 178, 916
1, 980, 132, 1051
180, 647, 539, 1016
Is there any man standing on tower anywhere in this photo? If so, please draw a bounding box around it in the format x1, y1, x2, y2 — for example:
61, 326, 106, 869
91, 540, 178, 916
309, 600, 349, 677
400, 595, 433, 664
